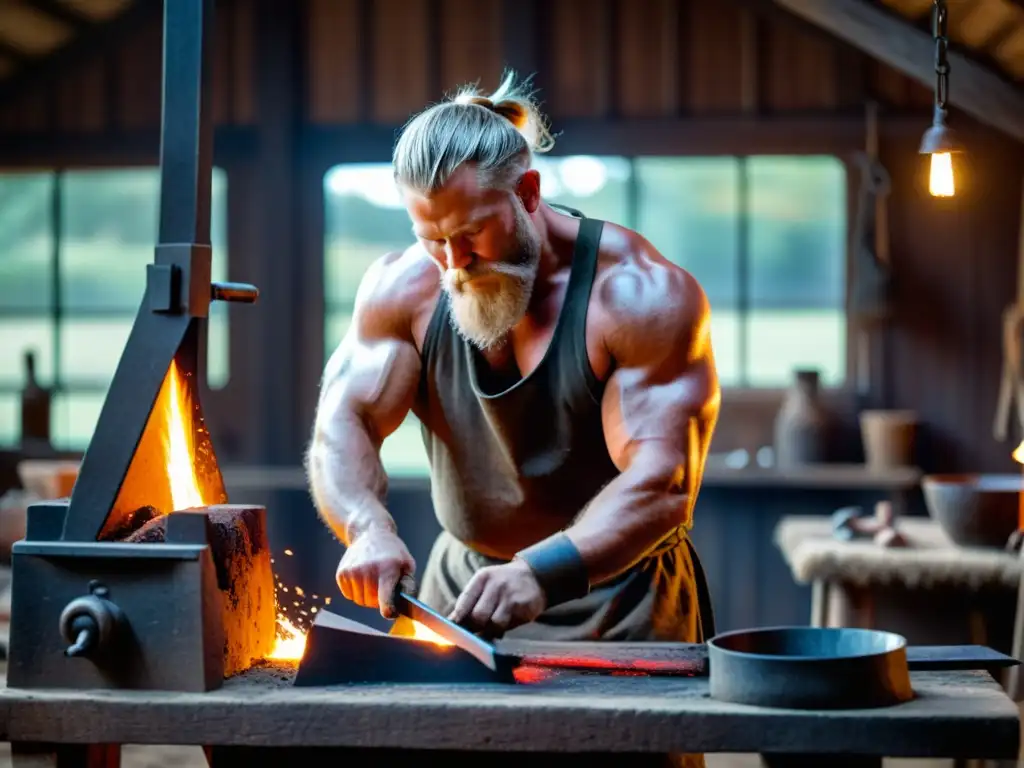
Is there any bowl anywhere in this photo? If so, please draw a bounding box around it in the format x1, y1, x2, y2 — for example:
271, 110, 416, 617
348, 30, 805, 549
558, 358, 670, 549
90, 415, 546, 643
921, 473, 1021, 548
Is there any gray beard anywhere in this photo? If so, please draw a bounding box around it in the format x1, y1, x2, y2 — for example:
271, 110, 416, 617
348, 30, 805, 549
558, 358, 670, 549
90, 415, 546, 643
443, 256, 538, 350
442, 209, 542, 350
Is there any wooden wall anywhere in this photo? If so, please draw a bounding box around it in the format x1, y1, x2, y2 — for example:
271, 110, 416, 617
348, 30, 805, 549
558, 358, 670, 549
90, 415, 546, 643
0, 0, 1021, 477
0, 0, 937, 134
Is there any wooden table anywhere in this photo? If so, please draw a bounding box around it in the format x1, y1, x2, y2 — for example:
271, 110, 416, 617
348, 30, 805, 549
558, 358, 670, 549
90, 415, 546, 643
0, 662, 1018, 767
774, 516, 1020, 639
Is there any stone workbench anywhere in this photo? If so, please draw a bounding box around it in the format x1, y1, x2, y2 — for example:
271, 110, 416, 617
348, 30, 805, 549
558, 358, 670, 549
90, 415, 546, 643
0, 662, 1017, 766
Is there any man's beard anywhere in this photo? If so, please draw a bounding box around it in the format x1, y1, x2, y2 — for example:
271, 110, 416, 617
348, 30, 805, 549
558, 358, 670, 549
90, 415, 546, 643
442, 206, 541, 350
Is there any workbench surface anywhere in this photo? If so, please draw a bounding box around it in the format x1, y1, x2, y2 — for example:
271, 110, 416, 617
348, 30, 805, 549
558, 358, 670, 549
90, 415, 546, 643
0, 664, 1018, 759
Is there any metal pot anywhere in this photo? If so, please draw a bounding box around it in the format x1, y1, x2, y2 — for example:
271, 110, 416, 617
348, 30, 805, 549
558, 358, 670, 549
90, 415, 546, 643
708, 626, 914, 709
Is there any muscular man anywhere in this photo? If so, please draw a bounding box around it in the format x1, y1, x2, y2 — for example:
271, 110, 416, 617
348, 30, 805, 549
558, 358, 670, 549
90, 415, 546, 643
308, 72, 719, 652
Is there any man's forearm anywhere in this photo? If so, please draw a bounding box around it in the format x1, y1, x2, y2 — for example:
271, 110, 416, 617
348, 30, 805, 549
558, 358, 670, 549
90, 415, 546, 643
306, 411, 396, 547
562, 462, 692, 586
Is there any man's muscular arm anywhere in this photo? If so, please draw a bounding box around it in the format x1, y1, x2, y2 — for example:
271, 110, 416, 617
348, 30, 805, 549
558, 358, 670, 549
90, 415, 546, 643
306, 252, 423, 616
561, 259, 720, 585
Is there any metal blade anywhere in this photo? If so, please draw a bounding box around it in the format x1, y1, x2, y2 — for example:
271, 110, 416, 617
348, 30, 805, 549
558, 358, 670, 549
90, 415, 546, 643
905, 644, 1021, 670
494, 639, 1020, 676
394, 592, 503, 674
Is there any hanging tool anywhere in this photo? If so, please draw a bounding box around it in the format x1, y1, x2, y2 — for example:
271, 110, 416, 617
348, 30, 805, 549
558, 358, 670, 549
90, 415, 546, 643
992, 181, 1024, 441
849, 101, 894, 403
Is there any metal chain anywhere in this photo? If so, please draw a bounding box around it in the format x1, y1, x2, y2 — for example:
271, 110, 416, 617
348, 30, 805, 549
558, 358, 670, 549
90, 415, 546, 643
933, 0, 949, 110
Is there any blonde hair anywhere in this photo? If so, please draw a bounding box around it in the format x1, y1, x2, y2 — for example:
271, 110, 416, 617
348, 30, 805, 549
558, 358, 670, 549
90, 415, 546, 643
392, 70, 555, 194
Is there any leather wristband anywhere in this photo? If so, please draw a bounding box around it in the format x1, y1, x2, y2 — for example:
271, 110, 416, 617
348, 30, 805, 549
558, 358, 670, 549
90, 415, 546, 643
515, 533, 591, 608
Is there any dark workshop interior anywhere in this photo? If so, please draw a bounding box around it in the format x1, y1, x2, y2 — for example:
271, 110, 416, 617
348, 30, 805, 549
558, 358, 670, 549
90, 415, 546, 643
2, 0, 1024, 765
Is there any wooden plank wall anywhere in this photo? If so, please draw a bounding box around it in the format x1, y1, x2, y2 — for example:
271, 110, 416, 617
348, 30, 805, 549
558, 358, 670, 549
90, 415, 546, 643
0, 0, 935, 134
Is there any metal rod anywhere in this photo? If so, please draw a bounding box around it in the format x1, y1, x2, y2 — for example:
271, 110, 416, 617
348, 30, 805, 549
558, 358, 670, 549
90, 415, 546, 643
211, 281, 259, 304
156, 0, 214, 249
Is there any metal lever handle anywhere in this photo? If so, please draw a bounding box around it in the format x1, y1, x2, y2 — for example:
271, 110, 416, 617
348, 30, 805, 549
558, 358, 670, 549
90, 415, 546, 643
64, 615, 98, 657
211, 281, 259, 304
59, 593, 125, 659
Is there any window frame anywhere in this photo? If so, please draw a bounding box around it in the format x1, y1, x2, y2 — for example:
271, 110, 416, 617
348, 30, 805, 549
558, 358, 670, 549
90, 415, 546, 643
0, 163, 233, 450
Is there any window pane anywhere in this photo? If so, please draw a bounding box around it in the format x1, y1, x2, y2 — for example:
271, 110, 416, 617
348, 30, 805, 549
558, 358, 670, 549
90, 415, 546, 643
211, 169, 229, 281
708, 308, 741, 388
207, 305, 229, 389
325, 310, 353, 360
533, 156, 630, 223
747, 156, 846, 308
0, 393, 17, 446
0, 318, 54, 386
0, 173, 54, 311
635, 157, 740, 307
59, 167, 230, 388
746, 157, 847, 387
381, 414, 430, 477
208, 168, 230, 389
52, 391, 106, 450
746, 308, 846, 387
59, 318, 132, 383
324, 163, 413, 309
61, 169, 159, 312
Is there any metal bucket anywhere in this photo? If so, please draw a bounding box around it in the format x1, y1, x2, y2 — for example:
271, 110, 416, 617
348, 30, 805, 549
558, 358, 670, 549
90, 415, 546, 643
708, 626, 914, 709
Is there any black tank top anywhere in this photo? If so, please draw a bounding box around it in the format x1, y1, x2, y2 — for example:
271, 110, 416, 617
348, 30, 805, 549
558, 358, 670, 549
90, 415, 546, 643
415, 213, 620, 560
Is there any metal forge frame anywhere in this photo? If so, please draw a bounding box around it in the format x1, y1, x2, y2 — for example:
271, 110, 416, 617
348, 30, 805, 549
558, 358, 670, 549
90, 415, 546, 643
6, 0, 269, 694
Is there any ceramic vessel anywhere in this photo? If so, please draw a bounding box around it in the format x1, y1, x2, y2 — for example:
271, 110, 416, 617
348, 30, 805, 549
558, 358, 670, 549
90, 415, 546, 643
860, 409, 917, 469
774, 369, 831, 467
921, 473, 1021, 548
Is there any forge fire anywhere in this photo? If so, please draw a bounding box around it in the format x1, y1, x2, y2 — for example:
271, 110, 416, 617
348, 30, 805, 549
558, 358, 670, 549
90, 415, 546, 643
93, 357, 452, 669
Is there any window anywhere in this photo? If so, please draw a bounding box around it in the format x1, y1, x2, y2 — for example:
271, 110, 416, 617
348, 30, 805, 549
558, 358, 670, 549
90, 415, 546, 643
0, 168, 229, 449
323, 156, 846, 476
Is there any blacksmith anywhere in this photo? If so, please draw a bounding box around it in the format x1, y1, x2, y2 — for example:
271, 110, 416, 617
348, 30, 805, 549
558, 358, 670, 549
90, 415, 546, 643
307, 72, 720, 766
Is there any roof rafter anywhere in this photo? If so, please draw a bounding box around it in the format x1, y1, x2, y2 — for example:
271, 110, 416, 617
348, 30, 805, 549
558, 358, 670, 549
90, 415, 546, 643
773, 0, 1024, 142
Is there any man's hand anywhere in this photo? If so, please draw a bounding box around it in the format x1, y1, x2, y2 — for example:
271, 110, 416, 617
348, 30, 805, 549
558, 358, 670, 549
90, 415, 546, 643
449, 559, 546, 636
336, 528, 416, 619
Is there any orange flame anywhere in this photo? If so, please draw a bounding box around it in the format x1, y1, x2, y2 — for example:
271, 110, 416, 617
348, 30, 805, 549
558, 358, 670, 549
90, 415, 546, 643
266, 616, 308, 661
166, 362, 204, 511
160, 362, 303, 659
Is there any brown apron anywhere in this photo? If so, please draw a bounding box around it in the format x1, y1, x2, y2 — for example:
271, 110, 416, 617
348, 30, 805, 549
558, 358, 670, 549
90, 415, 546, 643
417, 526, 716, 768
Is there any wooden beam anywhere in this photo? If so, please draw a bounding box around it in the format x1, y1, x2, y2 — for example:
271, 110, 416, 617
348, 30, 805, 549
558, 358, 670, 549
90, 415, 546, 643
0, 126, 257, 168
0, 37, 29, 64
21, 0, 93, 31
771, 0, 1024, 143
298, 111, 960, 169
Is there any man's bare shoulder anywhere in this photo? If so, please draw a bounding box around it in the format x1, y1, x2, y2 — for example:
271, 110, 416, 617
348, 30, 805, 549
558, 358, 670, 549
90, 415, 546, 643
353, 244, 441, 340
591, 222, 711, 363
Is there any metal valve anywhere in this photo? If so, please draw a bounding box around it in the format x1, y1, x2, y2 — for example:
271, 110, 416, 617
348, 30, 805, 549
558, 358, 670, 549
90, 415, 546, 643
58, 582, 126, 658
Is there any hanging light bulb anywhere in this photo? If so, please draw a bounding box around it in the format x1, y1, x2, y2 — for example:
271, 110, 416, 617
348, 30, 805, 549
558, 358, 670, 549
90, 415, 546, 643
921, 113, 960, 197
919, 0, 963, 198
